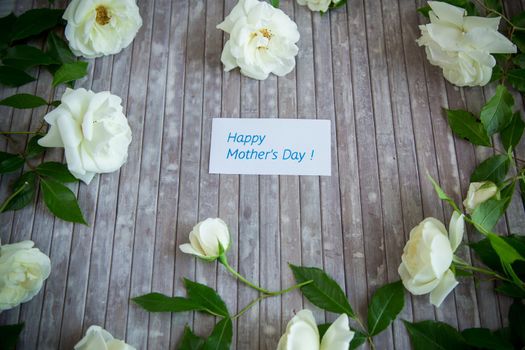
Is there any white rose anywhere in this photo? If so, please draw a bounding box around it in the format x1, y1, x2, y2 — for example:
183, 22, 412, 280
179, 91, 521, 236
463, 181, 498, 214
277, 309, 354, 350
217, 0, 300, 80
417, 1, 516, 87
179, 218, 231, 260
0, 240, 51, 312
74, 325, 136, 350
398, 212, 464, 307
64, 0, 142, 58
38, 88, 132, 185
296, 0, 332, 12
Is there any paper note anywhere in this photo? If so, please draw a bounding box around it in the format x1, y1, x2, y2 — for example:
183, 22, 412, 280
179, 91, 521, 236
209, 118, 331, 176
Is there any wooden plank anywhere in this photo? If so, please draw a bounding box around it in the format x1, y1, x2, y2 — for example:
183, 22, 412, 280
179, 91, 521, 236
312, 6, 346, 328
236, 78, 260, 349
125, 0, 174, 347
259, 74, 280, 350
277, 1, 302, 334
294, 3, 324, 324
331, 0, 369, 337
104, 0, 155, 344
217, 2, 240, 349
170, 0, 205, 344
193, 0, 223, 340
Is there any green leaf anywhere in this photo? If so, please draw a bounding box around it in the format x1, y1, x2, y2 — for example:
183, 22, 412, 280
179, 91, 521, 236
427, 174, 459, 211
521, 177, 525, 214
368, 281, 405, 336
2, 45, 57, 70
514, 54, 525, 68
470, 238, 504, 273
328, 0, 347, 10
349, 330, 367, 350
480, 85, 514, 136
40, 177, 86, 224
269, 0, 279, 8
0, 66, 35, 87
52, 61, 88, 87
417, 5, 431, 17
509, 300, 525, 348
488, 233, 525, 265
289, 264, 355, 317
36, 162, 78, 183
179, 326, 206, 350
483, 0, 502, 14
11, 9, 64, 42
0, 152, 24, 173
508, 69, 525, 92
46, 32, 76, 64
470, 155, 510, 185
489, 64, 503, 83
0, 171, 37, 212
495, 282, 525, 298
512, 31, 525, 53
501, 112, 525, 151
471, 195, 510, 233
461, 327, 513, 350
471, 182, 514, 232
202, 318, 233, 350
0, 323, 24, 350
367, 280, 404, 336
25, 134, 45, 159
132, 292, 202, 313
0, 93, 47, 109
183, 279, 229, 318
512, 11, 525, 27
404, 320, 468, 350
445, 109, 491, 147
0, 14, 17, 51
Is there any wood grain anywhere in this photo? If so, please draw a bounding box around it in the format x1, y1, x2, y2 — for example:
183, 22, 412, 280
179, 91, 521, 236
0, 0, 523, 349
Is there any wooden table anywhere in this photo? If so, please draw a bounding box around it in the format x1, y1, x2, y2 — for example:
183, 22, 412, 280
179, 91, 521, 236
1, 0, 525, 349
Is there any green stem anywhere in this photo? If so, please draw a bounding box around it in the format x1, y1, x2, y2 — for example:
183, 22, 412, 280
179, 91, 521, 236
219, 255, 313, 296
0, 182, 28, 212
232, 294, 268, 320
472, 0, 525, 31
231, 281, 313, 320
0, 131, 38, 135
219, 255, 272, 294
454, 262, 510, 282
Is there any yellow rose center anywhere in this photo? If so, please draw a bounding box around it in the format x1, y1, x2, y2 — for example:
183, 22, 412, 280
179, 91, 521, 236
260, 28, 272, 39
96, 5, 111, 26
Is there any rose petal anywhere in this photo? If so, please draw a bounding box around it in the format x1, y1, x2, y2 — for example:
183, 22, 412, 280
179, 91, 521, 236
448, 212, 464, 252
179, 243, 206, 258
320, 314, 355, 350
429, 269, 458, 307
428, 1, 465, 27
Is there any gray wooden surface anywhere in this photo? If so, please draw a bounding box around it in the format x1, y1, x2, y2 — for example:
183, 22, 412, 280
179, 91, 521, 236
1, 0, 525, 349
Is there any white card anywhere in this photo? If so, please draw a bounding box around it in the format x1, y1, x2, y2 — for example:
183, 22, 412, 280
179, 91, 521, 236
209, 118, 331, 176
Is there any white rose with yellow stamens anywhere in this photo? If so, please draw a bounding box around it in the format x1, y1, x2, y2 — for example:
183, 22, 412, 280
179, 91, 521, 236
63, 0, 142, 58
217, 0, 300, 80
